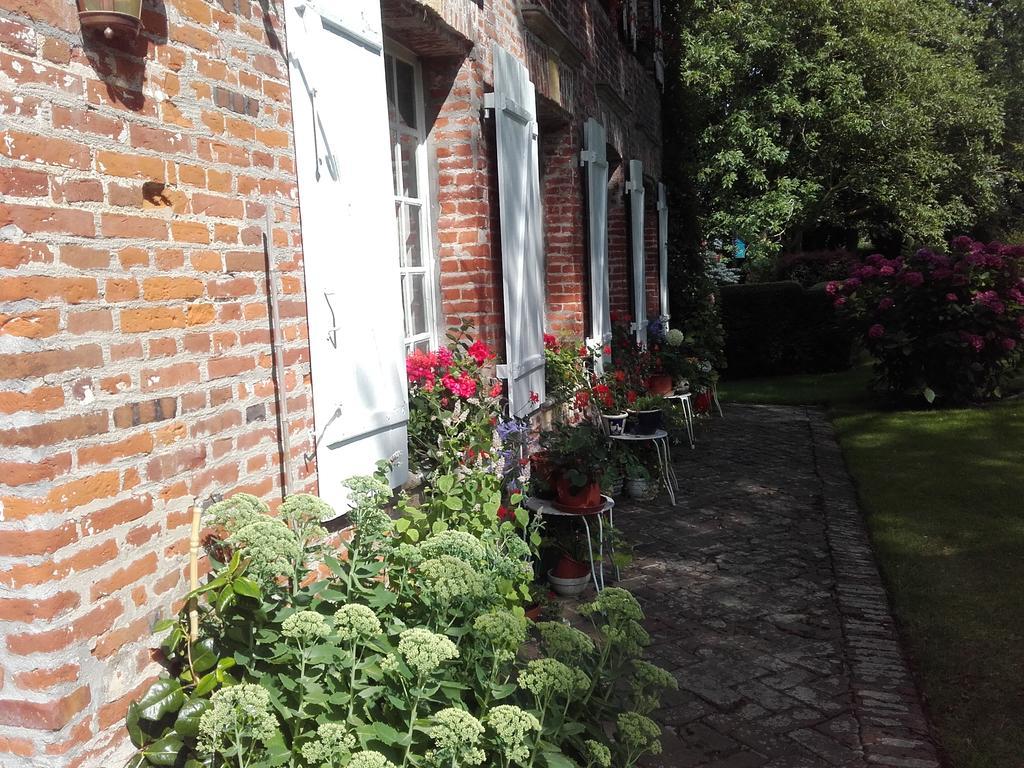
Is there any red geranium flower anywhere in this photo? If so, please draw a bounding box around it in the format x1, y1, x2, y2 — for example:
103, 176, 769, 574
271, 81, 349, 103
626, 390, 638, 404
543, 333, 559, 351
489, 382, 503, 398
467, 340, 494, 365
529, 391, 540, 403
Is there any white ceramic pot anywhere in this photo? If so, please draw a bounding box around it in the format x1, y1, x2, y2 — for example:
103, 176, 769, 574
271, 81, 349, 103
547, 569, 591, 597
626, 478, 651, 500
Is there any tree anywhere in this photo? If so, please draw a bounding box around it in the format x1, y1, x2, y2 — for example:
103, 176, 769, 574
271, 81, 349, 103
664, 0, 1004, 268
958, 0, 1024, 241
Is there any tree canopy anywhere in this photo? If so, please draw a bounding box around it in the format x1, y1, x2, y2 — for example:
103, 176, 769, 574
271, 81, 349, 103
666, 0, 1005, 265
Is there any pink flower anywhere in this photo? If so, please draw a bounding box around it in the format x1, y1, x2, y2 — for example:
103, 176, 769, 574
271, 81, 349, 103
489, 382, 503, 398
436, 347, 454, 367
901, 271, 925, 287
843, 277, 862, 291
868, 324, 885, 339
879, 266, 895, 277
878, 298, 894, 311
833, 297, 847, 308
945, 293, 958, 302
1001, 338, 1017, 351
467, 340, 494, 365
973, 290, 1005, 315
960, 332, 985, 352
826, 281, 840, 296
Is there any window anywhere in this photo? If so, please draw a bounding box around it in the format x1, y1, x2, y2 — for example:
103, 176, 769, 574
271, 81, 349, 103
384, 45, 438, 353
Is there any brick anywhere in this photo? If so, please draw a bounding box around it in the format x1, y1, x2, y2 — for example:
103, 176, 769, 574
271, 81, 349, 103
129, 124, 188, 154
0, 241, 52, 269
3, 453, 72, 487
101, 213, 168, 240
171, 220, 210, 243
0, 385, 64, 413
112, 397, 178, 429
147, 443, 207, 481
0, 0, 77, 31
0, 16, 36, 55
105, 278, 140, 302
0, 309, 60, 338
0, 203, 95, 237
0, 275, 98, 303
142, 276, 205, 300
6, 598, 121, 652
52, 106, 123, 141
0, 345, 103, 380
68, 309, 114, 334
0, 688, 90, 731
141, 362, 200, 391
0, 470, 120, 521
0, 592, 80, 623
208, 356, 254, 379
0, 411, 108, 448
82, 494, 153, 533
78, 432, 154, 466
0, 166, 48, 197
15, 664, 80, 692
120, 307, 186, 333
0, 129, 91, 169
96, 150, 165, 180
0, 523, 77, 557
92, 552, 158, 599
41, 37, 71, 64
58, 178, 105, 203
192, 192, 244, 219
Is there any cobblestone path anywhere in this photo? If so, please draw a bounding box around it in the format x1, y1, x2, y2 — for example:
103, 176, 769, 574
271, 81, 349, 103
618, 405, 941, 768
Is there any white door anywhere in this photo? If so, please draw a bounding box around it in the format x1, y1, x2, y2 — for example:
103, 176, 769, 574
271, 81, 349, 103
582, 118, 611, 373
285, 0, 409, 514
628, 159, 647, 346
490, 44, 546, 418
658, 181, 670, 324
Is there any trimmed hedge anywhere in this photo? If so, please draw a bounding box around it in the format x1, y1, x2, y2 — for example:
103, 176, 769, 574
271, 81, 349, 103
721, 281, 854, 378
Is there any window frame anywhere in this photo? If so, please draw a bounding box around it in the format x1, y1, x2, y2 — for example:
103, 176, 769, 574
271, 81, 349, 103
384, 41, 439, 354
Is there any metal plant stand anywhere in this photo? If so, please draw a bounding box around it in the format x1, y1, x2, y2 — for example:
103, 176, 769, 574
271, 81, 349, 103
524, 495, 617, 592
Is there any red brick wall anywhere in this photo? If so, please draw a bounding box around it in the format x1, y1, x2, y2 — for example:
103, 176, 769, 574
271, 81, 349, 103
0, 1, 312, 765
542, 121, 586, 336
645, 189, 661, 318
608, 164, 631, 316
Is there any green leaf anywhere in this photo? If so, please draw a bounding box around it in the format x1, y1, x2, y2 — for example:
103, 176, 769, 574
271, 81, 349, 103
541, 750, 577, 768
514, 508, 529, 527
152, 618, 175, 634
173, 698, 209, 738
232, 576, 262, 599
125, 702, 144, 747
193, 671, 218, 697
264, 732, 291, 766
124, 754, 148, 768
923, 387, 936, 404
143, 734, 184, 766
443, 496, 463, 512
431, 520, 447, 535
437, 475, 454, 494
190, 638, 218, 673
136, 679, 185, 722
394, 518, 410, 532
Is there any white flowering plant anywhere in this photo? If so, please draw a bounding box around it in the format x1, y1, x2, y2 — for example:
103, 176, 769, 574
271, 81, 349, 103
125, 480, 666, 768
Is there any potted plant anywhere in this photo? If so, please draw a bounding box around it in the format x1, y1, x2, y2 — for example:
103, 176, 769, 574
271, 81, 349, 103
628, 394, 666, 435
592, 381, 628, 435
625, 455, 655, 500
541, 422, 610, 512
547, 531, 593, 597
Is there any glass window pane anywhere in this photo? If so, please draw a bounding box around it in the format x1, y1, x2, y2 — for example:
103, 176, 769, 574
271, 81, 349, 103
402, 203, 423, 268
395, 59, 417, 130
399, 133, 418, 198
404, 273, 428, 337
384, 54, 396, 122
390, 128, 400, 196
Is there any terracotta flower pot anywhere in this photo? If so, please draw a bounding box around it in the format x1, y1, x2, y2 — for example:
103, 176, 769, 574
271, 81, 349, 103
647, 374, 674, 395
552, 555, 590, 580
554, 476, 602, 511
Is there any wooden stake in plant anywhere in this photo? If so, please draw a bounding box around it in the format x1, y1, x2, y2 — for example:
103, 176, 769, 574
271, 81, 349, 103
189, 505, 200, 642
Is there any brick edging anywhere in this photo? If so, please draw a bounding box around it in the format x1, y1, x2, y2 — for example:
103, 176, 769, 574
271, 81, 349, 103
805, 408, 944, 768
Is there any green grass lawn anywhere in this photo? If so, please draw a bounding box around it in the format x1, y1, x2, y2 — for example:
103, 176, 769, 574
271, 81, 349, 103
717, 364, 874, 408
720, 369, 1024, 768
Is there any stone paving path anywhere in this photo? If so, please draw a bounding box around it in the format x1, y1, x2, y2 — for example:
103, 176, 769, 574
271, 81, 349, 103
617, 404, 941, 768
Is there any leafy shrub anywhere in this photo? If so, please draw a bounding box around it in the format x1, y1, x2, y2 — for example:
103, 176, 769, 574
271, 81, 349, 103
833, 237, 1024, 403
543, 334, 595, 408
721, 281, 854, 378
776, 249, 860, 287
125, 477, 670, 768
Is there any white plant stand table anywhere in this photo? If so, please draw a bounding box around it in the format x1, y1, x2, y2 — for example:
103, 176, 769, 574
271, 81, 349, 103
664, 393, 696, 448
524, 495, 617, 593
608, 429, 679, 506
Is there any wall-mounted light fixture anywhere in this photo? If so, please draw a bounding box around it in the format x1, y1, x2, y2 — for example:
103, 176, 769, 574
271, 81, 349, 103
77, 0, 143, 41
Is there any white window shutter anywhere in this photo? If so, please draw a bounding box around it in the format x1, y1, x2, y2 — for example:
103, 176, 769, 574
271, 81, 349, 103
285, 0, 409, 514
658, 182, 670, 324
490, 44, 545, 418
582, 118, 611, 374
628, 159, 647, 346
